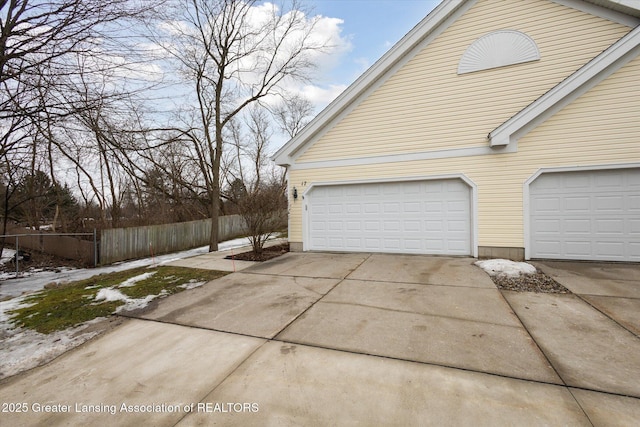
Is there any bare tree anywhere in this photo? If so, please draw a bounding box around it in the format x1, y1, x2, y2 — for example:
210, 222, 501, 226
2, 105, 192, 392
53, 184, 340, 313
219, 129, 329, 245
1, 0, 155, 148
150, 0, 328, 251
236, 181, 287, 257
1, 0, 160, 236
273, 94, 314, 138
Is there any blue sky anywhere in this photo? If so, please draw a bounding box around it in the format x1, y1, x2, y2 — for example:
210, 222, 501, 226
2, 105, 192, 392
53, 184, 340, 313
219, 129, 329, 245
306, 0, 440, 87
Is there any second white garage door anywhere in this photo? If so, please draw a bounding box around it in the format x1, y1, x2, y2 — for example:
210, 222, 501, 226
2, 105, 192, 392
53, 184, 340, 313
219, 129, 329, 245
306, 179, 472, 255
529, 168, 640, 261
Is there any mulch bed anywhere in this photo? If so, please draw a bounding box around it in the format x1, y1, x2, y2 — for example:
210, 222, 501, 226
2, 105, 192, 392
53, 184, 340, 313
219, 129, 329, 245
225, 243, 290, 262
490, 271, 571, 294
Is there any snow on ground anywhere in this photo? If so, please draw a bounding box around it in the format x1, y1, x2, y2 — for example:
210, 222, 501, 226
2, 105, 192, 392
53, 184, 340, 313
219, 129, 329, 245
0, 295, 103, 379
179, 280, 206, 290
119, 271, 157, 287
0, 235, 266, 380
95, 287, 130, 302
94, 285, 168, 313
1, 248, 16, 265
0, 235, 261, 299
0, 316, 102, 380
475, 259, 537, 278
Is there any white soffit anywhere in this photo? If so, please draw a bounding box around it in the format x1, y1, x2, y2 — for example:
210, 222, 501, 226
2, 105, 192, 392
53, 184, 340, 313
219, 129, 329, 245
458, 30, 540, 74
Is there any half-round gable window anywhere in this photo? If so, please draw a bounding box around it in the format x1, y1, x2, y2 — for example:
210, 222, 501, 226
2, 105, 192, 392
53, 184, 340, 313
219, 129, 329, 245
458, 30, 540, 74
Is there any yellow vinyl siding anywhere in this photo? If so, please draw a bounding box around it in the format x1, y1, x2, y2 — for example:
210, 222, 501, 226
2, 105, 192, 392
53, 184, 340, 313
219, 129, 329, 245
296, 0, 631, 163
288, 55, 640, 248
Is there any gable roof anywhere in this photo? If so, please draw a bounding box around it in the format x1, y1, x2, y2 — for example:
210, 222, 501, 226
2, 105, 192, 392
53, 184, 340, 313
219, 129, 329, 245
273, 0, 640, 166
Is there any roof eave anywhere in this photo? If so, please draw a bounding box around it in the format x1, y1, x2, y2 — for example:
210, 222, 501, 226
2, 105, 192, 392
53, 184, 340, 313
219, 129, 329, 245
272, 0, 468, 166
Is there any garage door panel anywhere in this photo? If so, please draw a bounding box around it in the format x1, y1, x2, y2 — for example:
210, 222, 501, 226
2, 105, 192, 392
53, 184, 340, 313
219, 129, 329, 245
403, 221, 421, 232
364, 186, 380, 196
595, 195, 624, 211
595, 219, 624, 234
425, 239, 445, 251
595, 241, 625, 255
364, 238, 382, 250
565, 241, 592, 256
345, 204, 360, 214
307, 179, 471, 255
533, 197, 561, 212
533, 218, 560, 233
384, 203, 401, 213
564, 197, 590, 212
425, 201, 443, 212
448, 220, 468, 232
364, 221, 380, 231
383, 221, 400, 231
448, 239, 469, 251
597, 171, 626, 185
565, 174, 591, 189
404, 202, 421, 213
530, 168, 639, 261
564, 219, 590, 233
327, 221, 343, 232
383, 239, 401, 250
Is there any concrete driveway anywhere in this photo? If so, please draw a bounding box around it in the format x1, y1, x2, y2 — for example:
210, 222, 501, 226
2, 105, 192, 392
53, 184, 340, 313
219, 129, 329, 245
1, 252, 639, 426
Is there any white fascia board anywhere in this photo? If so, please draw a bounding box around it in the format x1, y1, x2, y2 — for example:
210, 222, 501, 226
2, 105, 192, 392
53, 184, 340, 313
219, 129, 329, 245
489, 25, 640, 147
272, 0, 469, 167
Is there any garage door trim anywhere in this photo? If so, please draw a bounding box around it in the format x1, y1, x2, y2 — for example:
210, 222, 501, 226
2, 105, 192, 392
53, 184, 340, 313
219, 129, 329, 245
302, 174, 478, 257
523, 162, 640, 261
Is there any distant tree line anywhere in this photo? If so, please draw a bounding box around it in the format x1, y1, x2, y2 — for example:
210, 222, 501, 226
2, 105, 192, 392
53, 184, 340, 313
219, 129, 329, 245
0, 0, 322, 254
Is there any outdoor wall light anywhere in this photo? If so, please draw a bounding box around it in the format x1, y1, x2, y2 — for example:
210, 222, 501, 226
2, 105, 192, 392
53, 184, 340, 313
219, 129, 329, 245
293, 187, 298, 200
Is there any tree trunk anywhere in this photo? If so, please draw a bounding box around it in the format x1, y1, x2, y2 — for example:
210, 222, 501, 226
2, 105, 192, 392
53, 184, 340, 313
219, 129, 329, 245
209, 198, 219, 252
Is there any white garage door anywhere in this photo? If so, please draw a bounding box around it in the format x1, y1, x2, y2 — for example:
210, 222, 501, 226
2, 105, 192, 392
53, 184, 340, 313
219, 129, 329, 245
530, 168, 640, 261
306, 179, 471, 255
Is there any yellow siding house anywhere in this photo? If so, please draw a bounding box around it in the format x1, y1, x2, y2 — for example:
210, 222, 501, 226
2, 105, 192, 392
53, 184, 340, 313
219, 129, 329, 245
273, 0, 640, 262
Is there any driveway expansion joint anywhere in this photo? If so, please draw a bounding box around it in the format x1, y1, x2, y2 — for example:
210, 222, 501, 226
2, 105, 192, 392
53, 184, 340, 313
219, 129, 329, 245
120, 314, 636, 400
572, 293, 640, 339
496, 290, 569, 387
317, 300, 522, 329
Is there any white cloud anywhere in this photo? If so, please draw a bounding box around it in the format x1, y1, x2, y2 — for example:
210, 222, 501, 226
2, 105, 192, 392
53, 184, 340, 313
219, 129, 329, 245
300, 83, 348, 109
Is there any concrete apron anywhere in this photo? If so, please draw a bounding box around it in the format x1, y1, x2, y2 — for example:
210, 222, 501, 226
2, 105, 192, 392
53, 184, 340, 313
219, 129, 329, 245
1, 253, 639, 425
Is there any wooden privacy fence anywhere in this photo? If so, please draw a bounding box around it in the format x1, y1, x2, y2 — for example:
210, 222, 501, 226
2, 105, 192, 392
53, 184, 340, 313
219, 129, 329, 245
2, 229, 96, 266
99, 215, 248, 265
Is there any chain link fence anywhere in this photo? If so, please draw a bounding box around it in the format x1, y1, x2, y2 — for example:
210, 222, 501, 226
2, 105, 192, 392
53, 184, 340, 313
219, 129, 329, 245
1, 231, 98, 277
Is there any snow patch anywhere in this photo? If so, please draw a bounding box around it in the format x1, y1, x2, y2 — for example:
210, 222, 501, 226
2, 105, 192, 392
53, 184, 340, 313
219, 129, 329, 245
118, 271, 156, 288
1, 248, 16, 265
94, 287, 167, 313
475, 259, 537, 278
0, 296, 102, 380
0, 296, 34, 326
95, 288, 129, 302
179, 280, 205, 290
0, 321, 101, 380
116, 292, 167, 313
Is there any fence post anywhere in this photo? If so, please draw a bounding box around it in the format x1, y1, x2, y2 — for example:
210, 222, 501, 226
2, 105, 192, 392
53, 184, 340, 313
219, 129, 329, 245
15, 235, 19, 276
93, 228, 98, 267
